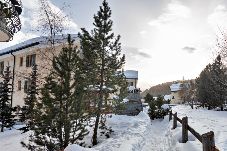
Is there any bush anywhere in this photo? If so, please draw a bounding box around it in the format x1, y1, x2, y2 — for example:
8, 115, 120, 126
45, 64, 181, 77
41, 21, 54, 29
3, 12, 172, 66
147, 96, 169, 120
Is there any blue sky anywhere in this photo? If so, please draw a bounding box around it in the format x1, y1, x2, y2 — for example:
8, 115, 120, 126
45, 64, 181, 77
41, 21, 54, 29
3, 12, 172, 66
1, 0, 227, 90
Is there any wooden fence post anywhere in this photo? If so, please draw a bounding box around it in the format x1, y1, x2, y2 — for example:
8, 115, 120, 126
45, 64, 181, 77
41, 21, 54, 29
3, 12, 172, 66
182, 116, 188, 143
169, 110, 172, 121
173, 112, 177, 129
202, 131, 215, 151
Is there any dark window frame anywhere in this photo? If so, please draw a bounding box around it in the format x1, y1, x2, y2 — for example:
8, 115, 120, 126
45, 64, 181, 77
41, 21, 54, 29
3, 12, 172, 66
19, 57, 23, 66
18, 80, 21, 91
0, 61, 4, 75
26, 54, 36, 67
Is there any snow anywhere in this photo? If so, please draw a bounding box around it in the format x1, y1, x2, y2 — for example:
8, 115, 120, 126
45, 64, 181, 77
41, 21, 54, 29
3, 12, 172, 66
65, 144, 98, 151
161, 104, 171, 109
0, 125, 29, 151
122, 98, 129, 103
170, 83, 183, 92
0, 34, 79, 55
124, 70, 138, 79
128, 86, 136, 91
1, 105, 227, 151
164, 95, 171, 101
172, 105, 227, 151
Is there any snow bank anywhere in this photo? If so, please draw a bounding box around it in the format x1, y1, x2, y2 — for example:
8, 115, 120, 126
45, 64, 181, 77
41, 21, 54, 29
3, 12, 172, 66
65, 144, 98, 151
172, 105, 227, 151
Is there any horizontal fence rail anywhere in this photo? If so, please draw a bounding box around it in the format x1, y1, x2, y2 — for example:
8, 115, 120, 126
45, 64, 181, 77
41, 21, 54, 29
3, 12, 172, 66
169, 111, 219, 151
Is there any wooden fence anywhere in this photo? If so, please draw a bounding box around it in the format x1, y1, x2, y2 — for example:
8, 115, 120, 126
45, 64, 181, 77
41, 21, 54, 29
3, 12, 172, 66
169, 111, 219, 151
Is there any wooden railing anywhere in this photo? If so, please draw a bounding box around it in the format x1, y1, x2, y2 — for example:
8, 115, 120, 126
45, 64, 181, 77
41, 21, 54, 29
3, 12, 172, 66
169, 111, 219, 151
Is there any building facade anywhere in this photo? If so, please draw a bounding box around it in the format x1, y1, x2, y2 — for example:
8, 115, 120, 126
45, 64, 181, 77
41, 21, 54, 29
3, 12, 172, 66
0, 35, 79, 107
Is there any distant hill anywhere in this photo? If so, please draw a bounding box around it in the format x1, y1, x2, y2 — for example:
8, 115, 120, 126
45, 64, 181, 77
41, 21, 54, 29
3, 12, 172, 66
141, 79, 194, 98
141, 82, 173, 98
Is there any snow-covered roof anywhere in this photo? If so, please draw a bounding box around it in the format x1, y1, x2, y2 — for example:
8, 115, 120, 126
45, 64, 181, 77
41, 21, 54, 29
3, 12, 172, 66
0, 34, 78, 56
164, 95, 171, 100
170, 83, 183, 92
124, 70, 138, 79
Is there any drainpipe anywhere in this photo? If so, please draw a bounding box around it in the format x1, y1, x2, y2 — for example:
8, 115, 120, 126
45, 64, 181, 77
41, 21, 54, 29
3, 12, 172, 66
10, 51, 15, 107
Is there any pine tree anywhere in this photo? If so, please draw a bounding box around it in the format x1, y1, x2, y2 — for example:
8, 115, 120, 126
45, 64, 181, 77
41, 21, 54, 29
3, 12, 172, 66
210, 55, 226, 110
196, 64, 214, 109
156, 95, 163, 109
23, 35, 88, 150
144, 93, 154, 103
78, 0, 125, 145
19, 65, 38, 133
0, 66, 14, 132
196, 56, 226, 110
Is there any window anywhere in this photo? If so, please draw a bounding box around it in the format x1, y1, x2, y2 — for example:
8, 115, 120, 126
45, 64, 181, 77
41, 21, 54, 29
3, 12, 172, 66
0, 61, 4, 74
18, 81, 21, 91
26, 54, 36, 67
24, 80, 31, 93
19, 57, 23, 66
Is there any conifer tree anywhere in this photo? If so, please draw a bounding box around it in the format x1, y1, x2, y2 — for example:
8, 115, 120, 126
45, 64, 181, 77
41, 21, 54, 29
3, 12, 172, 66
19, 65, 38, 133
196, 64, 214, 109
23, 35, 88, 150
144, 93, 154, 103
0, 66, 14, 132
196, 56, 226, 110
78, 0, 125, 145
210, 55, 226, 110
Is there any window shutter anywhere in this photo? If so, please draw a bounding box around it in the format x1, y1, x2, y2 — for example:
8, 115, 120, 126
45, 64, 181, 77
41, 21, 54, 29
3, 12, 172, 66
24, 81, 28, 93
18, 81, 21, 91
20, 57, 23, 66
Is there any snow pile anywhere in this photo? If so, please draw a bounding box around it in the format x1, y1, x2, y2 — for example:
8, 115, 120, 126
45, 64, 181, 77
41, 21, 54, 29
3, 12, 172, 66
66, 111, 176, 151
65, 144, 98, 151
172, 105, 227, 151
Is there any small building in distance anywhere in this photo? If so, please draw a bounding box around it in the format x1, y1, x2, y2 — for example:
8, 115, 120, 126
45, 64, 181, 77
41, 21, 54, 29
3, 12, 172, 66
170, 83, 184, 104
120, 70, 142, 115
124, 70, 138, 88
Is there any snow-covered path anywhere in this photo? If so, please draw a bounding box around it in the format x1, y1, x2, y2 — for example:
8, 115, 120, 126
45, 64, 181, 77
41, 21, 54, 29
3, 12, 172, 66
92, 111, 177, 151
140, 119, 175, 151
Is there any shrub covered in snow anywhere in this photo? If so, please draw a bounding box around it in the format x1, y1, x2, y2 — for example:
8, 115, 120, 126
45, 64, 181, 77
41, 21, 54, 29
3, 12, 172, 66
148, 96, 169, 120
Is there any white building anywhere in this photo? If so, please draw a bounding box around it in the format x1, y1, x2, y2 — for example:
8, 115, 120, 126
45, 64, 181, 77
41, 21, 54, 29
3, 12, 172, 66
170, 83, 184, 104
124, 70, 138, 88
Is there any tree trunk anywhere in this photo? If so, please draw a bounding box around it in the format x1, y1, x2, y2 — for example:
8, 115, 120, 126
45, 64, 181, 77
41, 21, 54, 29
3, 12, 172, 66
1, 124, 3, 132
221, 105, 223, 111
92, 112, 100, 145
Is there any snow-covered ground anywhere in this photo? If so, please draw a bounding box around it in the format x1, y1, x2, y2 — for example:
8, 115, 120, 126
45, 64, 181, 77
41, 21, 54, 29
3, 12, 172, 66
172, 105, 227, 151
1, 105, 227, 151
